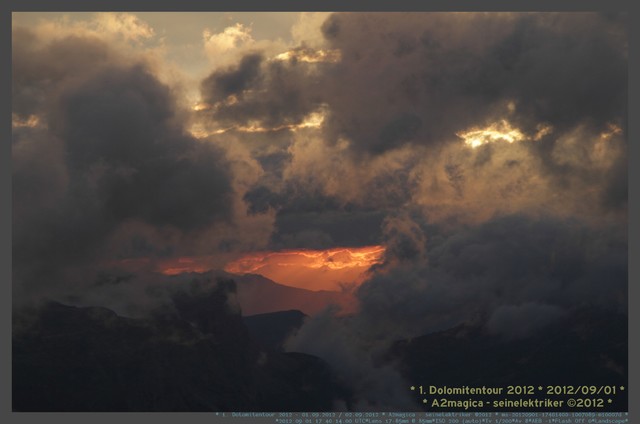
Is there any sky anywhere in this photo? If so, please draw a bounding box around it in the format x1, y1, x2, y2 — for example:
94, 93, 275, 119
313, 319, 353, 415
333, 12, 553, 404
12, 12, 628, 409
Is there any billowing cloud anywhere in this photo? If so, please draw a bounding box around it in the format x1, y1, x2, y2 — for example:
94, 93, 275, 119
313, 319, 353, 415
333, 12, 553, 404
284, 308, 418, 411
192, 12, 626, 249
92, 12, 155, 43
290, 12, 333, 48
286, 214, 627, 408
199, 13, 626, 153
12, 12, 628, 412
198, 54, 324, 132
203, 23, 253, 58
318, 13, 626, 154
358, 214, 626, 338
12, 26, 235, 302
201, 53, 264, 106
202, 22, 290, 70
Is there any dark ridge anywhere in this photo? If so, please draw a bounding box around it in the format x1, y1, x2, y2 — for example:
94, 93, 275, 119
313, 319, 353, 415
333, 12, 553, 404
387, 307, 627, 412
243, 310, 307, 351
13, 278, 352, 412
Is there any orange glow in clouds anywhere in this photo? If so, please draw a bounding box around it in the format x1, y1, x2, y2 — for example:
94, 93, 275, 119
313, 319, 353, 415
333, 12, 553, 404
159, 256, 215, 276
113, 245, 385, 293
224, 245, 386, 292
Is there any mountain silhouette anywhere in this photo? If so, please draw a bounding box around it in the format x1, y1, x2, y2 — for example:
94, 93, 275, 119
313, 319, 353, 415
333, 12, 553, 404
13, 277, 352, 412
387, 307, 627, 411
243, 310, 307, 351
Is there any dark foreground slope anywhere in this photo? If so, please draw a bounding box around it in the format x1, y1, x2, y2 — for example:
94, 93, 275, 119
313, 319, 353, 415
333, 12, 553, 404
388, 307, 628, 411
13, 278, 350, 412
244, 310, 307, 351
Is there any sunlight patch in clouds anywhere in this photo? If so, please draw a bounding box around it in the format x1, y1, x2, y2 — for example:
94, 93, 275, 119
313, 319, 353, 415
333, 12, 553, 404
457, 119, 526, 148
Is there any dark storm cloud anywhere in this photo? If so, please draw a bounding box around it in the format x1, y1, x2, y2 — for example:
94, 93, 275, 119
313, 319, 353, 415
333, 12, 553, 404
12, 27, 233, 299
200, 53, 264, 103
378, 212, 428, 264
493, 14, 626, 135
374, 113, 422, 155
287, 213, 627, 408
243, 183, 386, 249
12, 13, 629, 412
12, 28, 114, 119
271, 209, 387, 250
240, 144, 420, 250
200, 13, 626, 155
320, 14, 341, 40
356, 214, 627, 338
189, 15, 633, 274
320, 12, 626, 154
199, 53, 324, 129
53, 65, 232, 230
196, 12, 626, 225
255, 150, 292, 177
242, 178, 394, 250
243, 185, 282, 215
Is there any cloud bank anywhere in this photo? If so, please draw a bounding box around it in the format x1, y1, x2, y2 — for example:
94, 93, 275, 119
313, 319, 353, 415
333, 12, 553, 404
13, 12, 627, 410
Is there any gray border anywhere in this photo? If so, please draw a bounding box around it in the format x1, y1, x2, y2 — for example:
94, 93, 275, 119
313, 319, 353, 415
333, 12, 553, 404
2, 0, 10, 419
627, 7, 636, 424
2, 1, 635, 424
1, 0, 636, 12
